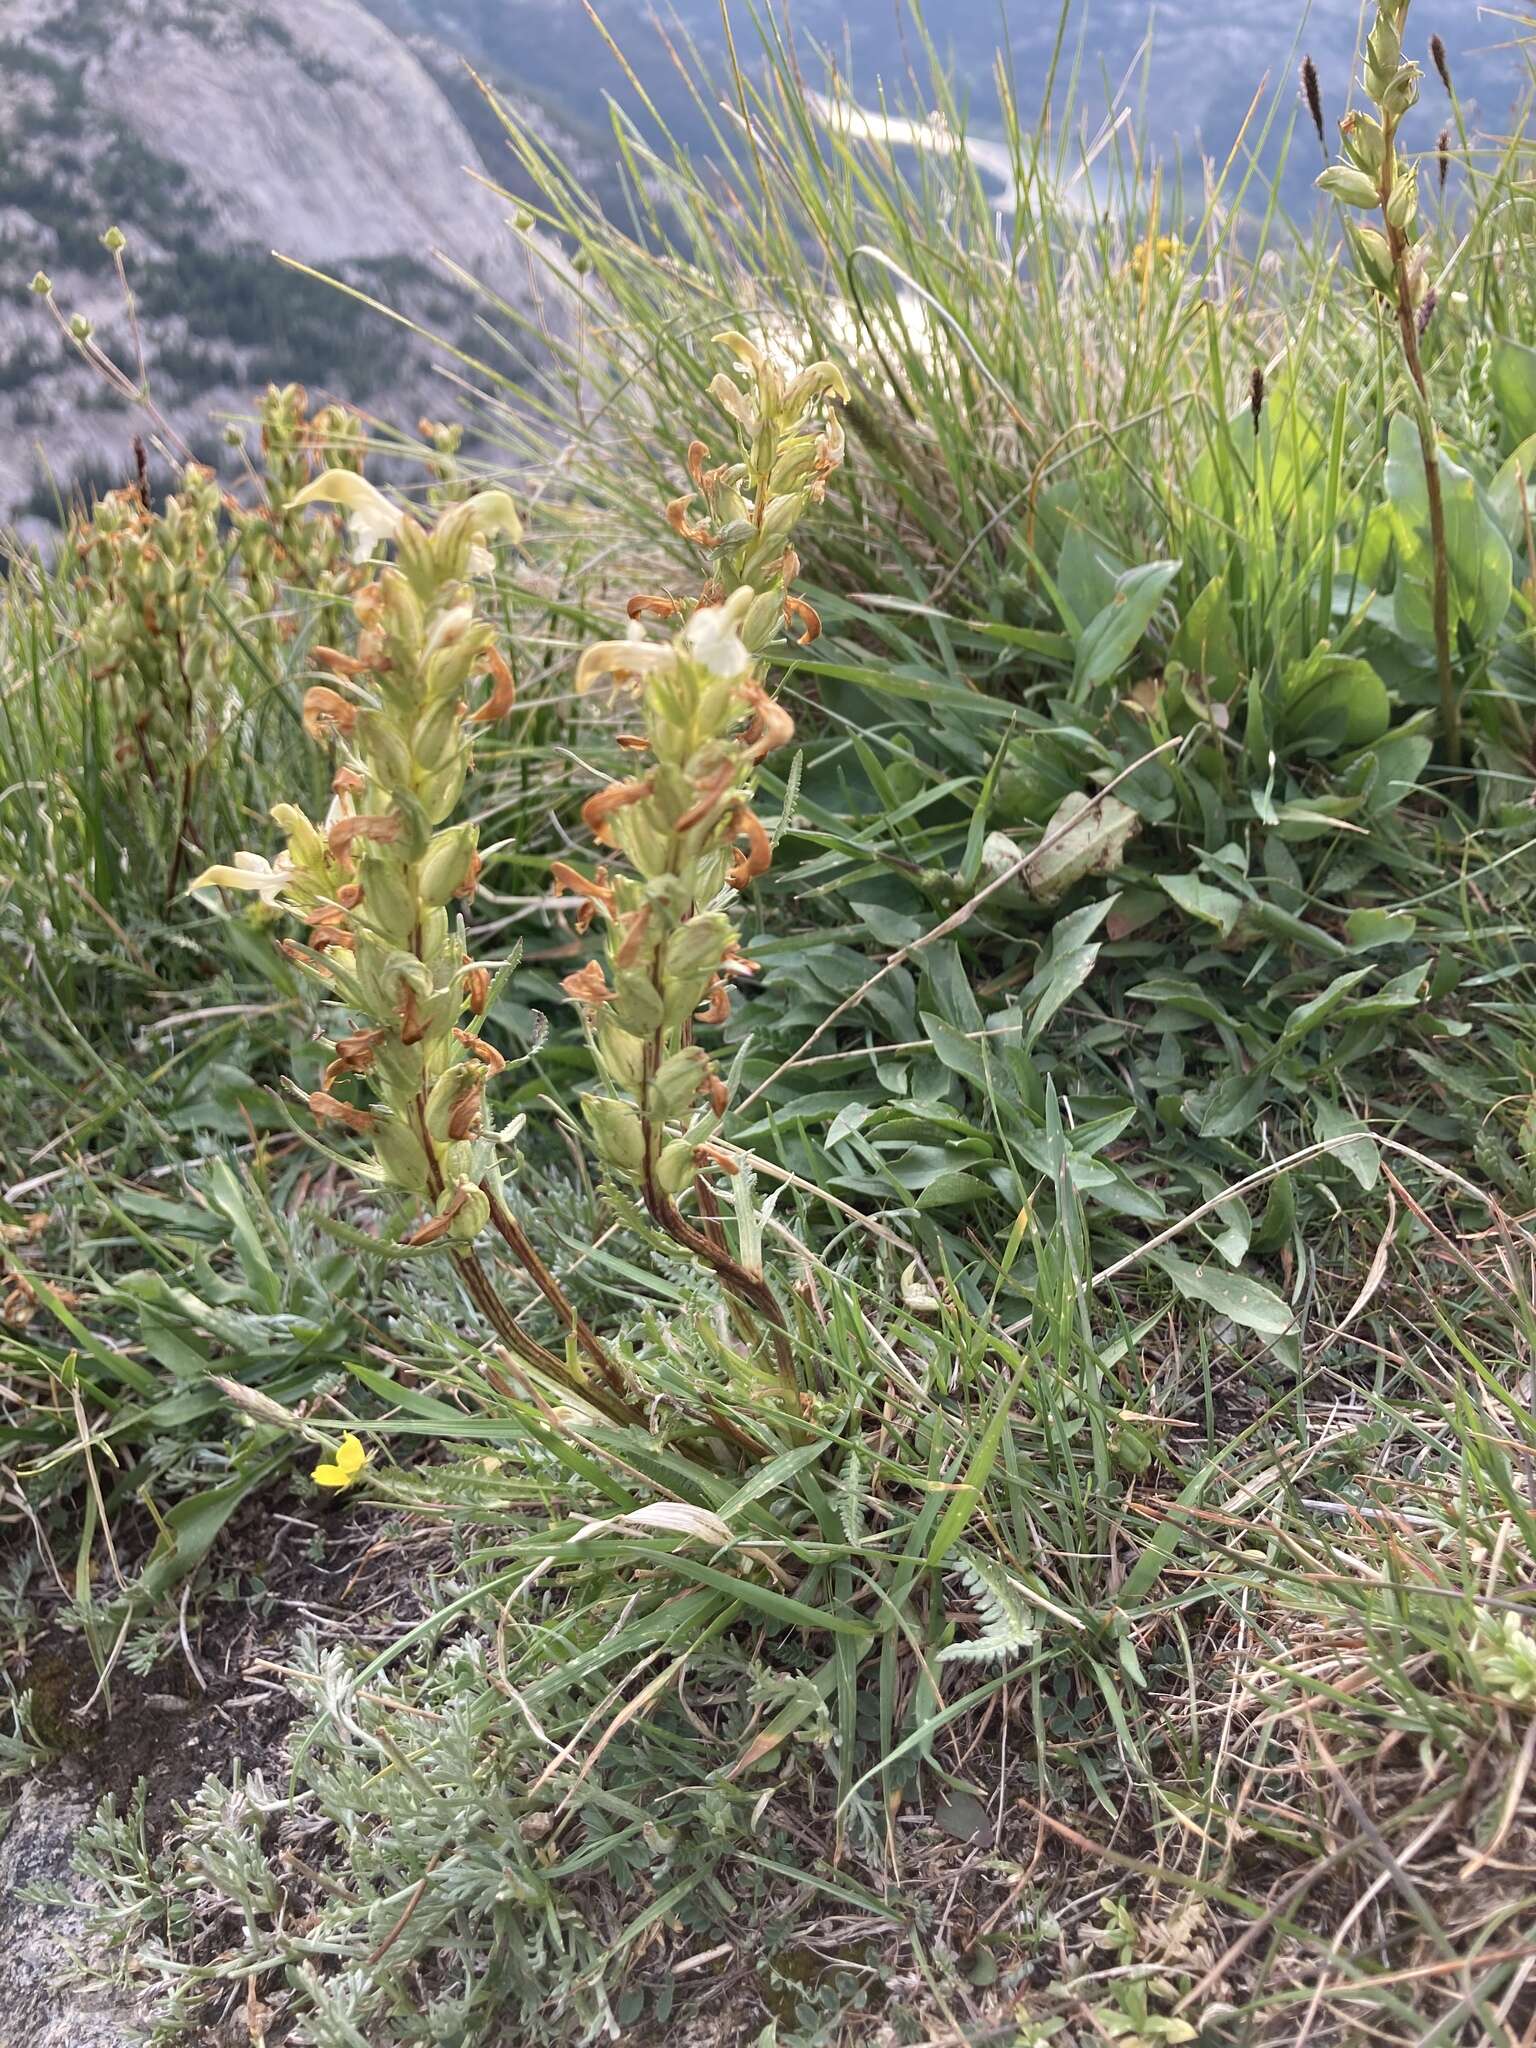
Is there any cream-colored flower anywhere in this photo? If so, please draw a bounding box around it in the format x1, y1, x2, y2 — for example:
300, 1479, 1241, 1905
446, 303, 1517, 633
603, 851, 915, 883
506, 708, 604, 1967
681, 590, 753, 678
292, 471, 404, 562
456, 489, 524, 548
186, 849, 293, 904
575, 628, 670, 696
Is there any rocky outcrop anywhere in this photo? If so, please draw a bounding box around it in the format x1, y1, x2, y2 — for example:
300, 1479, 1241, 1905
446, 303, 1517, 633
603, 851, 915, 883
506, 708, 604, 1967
0, 0, 559, 524
87, 0, 518, 276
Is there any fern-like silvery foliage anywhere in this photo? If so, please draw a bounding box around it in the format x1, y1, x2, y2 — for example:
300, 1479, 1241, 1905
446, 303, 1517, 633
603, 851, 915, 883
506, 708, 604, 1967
939, 1549, 1041, 1667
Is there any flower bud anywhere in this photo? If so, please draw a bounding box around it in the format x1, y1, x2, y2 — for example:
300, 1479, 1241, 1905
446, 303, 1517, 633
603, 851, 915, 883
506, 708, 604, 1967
1316, 165, 1381, 209
445, 1180, 491, 1241
418, 824, 477, 907
582, 1094, 646, 1176
359, 856, 418, 937
1340, 111, 1385, 174
270, 801, 326, 870
664, 912, 733, 982
742, 588, 787, 649
610, 969, 666, 1037
1349, 224, 1397, 294
656, 1138, 699, 1194
595, 1016, 646, 1089
425, 1063, 482, 1141
648, 1047, 709, 1121
1385, 165, 1418, 230
1378, 63, 1420, 120
373, 1118, 432, 1192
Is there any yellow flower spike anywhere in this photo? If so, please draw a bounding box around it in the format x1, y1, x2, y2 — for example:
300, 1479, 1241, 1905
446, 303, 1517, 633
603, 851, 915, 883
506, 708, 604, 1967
312, 1431, 369, 1490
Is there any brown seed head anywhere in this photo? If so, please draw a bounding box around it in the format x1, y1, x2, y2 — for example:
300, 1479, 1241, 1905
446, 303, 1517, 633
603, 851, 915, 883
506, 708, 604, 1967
1301, 55, 1325, 151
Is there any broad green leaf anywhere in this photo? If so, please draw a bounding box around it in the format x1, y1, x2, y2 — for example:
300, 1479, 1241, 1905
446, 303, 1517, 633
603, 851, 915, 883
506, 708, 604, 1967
1492, 334, 1536, 444
1351, 503, 1395, 589
1157, 1252, 1296, 1337
1073, 559, 1181, 691
1169, 576, 1242, 690
137, 1451, 288, 1600
1158, 872, 1244, 938
1488, 430, 1536, 545
1054, 522, 1128, 634
1250, 1171, 1296, 1255
1021, 943, 1100, 1049
1357, 732, 1432, 814
1278, 966, 1373, 1046
1194, 1072, 1271, 1140
1386, 412, 1511, 649
1345, 907, 1416, 949
1343, 964, 1427, 1020
1277, 649, 1391, 750
921, 1011, 989, 1086
1313, 1102, 1381, 1191
1209, 1196, 1252, 1268
915, 1169, 995, 1209
826, 1100, 875, 1147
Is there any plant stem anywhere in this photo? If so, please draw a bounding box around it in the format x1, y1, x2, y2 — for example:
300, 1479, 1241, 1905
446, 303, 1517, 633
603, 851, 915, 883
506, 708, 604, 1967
1382, 125, 1460, 768
640, 1158, 796, 1395
451, 1245, 557, 1371
450, 1246, 637, 1427
481, 1182, 631, 1402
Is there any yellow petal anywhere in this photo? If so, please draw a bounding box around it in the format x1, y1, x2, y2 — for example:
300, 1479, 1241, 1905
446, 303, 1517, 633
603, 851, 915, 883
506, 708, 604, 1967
292, 470, 404, 561
186, 858, 274, 893
460, 488, 523, 546
311, 1462, 350, 1488
335, 1432, 368, 1475
575, 638, 668, 694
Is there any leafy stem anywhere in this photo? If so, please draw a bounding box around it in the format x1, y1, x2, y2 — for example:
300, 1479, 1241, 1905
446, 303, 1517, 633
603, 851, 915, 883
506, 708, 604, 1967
1380, 115, 1460, 768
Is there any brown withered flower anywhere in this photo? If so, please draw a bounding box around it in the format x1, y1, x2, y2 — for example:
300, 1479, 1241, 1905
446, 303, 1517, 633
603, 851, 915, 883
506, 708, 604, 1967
302, 685, 358, 740
307, 1089, 376, 1135
561, 959, 616, 1008
581, 778, 652, 846
549, 859, 614, 933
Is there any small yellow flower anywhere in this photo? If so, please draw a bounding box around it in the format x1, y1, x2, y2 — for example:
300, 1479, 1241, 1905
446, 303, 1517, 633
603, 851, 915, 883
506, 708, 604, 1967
312, 1432, 369, 1489
1127, 233, 1183, 283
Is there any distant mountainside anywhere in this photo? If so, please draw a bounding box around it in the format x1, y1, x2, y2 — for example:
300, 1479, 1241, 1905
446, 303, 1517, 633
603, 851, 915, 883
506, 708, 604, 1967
0, 0, 572, 525
0, 0, 1513, 525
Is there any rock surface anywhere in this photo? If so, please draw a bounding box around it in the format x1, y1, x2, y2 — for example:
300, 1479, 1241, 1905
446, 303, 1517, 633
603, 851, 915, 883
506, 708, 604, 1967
90, 0, 515, 274
0, 1778, 145, 2048
0, 0, 563, 523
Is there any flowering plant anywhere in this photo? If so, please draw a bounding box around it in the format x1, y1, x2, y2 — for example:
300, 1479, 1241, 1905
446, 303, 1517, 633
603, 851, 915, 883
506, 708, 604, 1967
192, 476, 635, 1422
559, 334, 848, 1391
